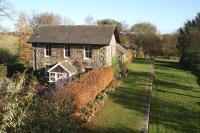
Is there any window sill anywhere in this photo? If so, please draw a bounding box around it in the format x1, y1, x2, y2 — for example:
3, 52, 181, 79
64, 56, 70, 59
83, 57, 92, 61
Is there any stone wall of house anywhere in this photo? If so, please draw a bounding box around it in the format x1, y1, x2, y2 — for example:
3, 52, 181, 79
32, 44, 108, 74
105, 34, 117, 66
31, 34, 117, 75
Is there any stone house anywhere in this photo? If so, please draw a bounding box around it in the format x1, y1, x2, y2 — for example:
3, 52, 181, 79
28, 25, 120, 82
116, 43, 128, 62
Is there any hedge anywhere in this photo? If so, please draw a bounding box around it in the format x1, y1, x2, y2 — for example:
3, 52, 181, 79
53, 67, 114, 111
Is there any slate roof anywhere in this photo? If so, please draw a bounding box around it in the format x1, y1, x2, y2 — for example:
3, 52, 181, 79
116, 43, 128, 54
28, 25, 120, 45
60, 60, 77, 73
48, 60, 77, 74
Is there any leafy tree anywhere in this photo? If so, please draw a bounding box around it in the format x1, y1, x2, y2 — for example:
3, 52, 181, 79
130, 22, 157, 35
178, 13, 200, 78
130, 22, 161, 56
161, 34, 179, 57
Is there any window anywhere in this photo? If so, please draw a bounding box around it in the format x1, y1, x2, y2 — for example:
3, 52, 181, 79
49, 72, 56, 82
57, 73, 63, 79
84, 45, 92, 58
45, 44, 51, 56
64, 45, 70, 57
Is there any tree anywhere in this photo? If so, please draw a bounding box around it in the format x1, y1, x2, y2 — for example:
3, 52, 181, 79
16, 13, 32, 66
0, 0, 13, 19
29, 12, 62, 30
130, 22, 157, 35
130, 22, 161, 56
97, 19, 123, 32
161, 34, 179, 57
178, 13, 200, 79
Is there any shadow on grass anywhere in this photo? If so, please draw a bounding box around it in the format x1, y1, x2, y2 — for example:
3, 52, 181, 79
83, 60, 150, 133
83, 126, 140, 133
110, 70, 149, 114
154, 79, 200, 94
150, 59, 200, 133
134, 58, 153, 65
150, 96, 200, 133
155, 59, 183, 70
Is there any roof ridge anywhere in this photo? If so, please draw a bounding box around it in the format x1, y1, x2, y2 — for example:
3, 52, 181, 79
39, 25, 116, 28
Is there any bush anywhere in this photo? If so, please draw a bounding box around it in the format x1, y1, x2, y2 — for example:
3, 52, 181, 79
0, 48, 18, 64
112, 56, 121, 74
53, 67, 114, 111
7, 63, 25, 77
126, 50, 135, 64
0, 65, 7, 77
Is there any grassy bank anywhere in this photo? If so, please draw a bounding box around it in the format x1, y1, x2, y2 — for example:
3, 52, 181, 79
0, 34, 19, 54
149, 59, 200, 133
87, 59, 152, 133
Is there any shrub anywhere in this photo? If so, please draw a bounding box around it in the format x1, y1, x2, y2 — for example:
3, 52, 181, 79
0, 48, 18, 64
0, 65, 7, 77
53, 67, 114, 111
126, 50, 135, 64
112, 56, 121, 75
7, 63, 25, 77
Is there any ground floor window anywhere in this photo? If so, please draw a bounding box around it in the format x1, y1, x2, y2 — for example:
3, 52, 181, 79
49, 72, 69, 82
49, 72, 56, 82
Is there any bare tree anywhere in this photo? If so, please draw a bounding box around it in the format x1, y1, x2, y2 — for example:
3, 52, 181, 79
29, 12, 62, 30
0, 0, 14, 19
15, 12, 29, 34
84, 15, 96, 25
121, 21, 129, 32
15, 12, 32, 65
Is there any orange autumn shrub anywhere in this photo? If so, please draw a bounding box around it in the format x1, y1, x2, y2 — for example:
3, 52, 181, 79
53, 67, 114, 111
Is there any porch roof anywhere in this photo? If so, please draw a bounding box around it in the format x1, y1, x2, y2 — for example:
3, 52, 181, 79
48, 60, 77, 74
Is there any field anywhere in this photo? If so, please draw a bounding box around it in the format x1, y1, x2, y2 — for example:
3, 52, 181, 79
0, 34, 19, 54
149, 59, 200, 133
87, 59, 152, 133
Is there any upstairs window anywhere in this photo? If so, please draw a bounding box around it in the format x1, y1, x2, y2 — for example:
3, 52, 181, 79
45, 44, 51, 57
84, 45, 92, 58
64, 45, 70, 57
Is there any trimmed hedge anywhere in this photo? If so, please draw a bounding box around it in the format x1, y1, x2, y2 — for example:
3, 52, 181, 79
0, 64, 7, 77
53, 67, 114, 111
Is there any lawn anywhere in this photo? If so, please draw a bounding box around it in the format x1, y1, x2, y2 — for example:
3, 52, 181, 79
87, 58, 152, 133
149, 59, 200, 133
0, 34, 19, 54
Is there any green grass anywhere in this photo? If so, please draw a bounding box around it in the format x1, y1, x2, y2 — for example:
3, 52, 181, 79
149, 59, 200, 133
87, 59, 152, 133
0, 34, 19, 54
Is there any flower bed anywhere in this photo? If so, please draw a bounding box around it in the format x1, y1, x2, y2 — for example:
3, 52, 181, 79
53, 67, 114, 111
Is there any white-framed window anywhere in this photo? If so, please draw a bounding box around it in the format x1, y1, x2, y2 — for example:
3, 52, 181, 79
64, 45, 70, 58
49, 72, 56, 82
57, 73, 63, 79
84, 45, 92, 58
45, 44, 51, 57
